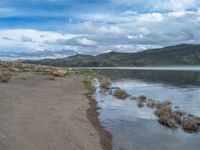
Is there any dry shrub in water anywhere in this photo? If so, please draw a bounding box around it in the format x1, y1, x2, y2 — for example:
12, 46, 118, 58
172, 112, 182, 125
100, 76, 112, 89
155, 105, 172, 117
158, 114, 178, 128
0, 70, 12, 82
137, 95, 147, 108
138, 95, 147, 102
155, 102, 178, 128
113, 89, 130, 100
137, 101, 144, 108
155, 101, 171, 110
181, 117, 199, 133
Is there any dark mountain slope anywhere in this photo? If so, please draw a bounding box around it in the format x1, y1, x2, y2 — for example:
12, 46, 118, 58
25, 44, 200, 67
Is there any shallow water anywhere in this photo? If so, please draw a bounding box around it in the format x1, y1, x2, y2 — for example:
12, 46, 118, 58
93, 69, 200, 150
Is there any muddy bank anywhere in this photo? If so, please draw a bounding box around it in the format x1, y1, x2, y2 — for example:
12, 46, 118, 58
86, 93, 112, 150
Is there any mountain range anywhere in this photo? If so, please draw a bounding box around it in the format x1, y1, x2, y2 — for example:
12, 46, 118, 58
24, 44, 200, 67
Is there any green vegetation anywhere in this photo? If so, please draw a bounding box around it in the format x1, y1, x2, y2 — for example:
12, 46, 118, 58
83, 80, 95, 93
25, 44, 200, 67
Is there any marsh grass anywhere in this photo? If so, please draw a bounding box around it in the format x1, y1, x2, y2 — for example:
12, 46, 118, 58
83, 80, 96, 93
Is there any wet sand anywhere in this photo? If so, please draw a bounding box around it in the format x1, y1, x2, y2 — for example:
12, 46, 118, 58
0, 73, 111, 150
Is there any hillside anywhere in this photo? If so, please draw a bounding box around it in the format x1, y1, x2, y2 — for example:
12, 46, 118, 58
25, 44, 200, 67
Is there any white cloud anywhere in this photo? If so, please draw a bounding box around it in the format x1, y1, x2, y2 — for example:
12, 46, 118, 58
137, 13, 164, 22
151, 0, 198, 11
0, 29, 80, 51
76, 38, 97, 46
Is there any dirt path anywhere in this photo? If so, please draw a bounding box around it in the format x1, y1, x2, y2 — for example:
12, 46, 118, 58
0, 74, 104, 150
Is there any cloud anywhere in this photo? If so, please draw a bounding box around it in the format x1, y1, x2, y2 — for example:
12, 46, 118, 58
2, 36, 12, 40
76, 38, 97, 46
0, 0, 200, 59
21, 36, 33, 42
151, 0, 198, 12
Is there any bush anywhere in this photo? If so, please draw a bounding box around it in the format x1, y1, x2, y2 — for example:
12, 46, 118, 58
155, 101, 171, 110
172, 112, 182, 124
155, 102, 178, 128
137, 101, 144, 108
158, 115, 178, 128
0, 70, 12, 82
113, 89, 130, 99
137, 95, 147, 102
51, 69, 67, 77
100, 76, 112, 89
155, 105, 172, 117
83, 80, 95, 93
181, 117, 199, 133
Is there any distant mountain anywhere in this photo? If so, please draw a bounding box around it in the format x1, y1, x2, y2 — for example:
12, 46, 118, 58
0, 49, 77, 60
24, 44, 200, 67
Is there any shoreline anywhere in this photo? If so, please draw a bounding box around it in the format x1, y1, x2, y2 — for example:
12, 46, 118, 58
85, 93, 112, 150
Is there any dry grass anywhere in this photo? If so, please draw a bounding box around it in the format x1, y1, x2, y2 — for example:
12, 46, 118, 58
0, 70, 12, 82
172, 112, 182, 124
158, 115, 178, 128
113, 89, 130, 100
155, 102, 179, 128
136, 95, 147, 108
137, 101, 144, 108
155, 105, 172, 117
181, 117, 199, 133
100, 76, 112, 89
51, 69, 68, 77
155, 101, 171, 110
137, 95, 147, 102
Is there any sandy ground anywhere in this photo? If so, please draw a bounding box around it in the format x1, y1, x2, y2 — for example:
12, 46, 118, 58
0, 73, 111, 150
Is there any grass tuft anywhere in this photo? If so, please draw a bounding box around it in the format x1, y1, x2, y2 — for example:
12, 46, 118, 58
83, 80, 96, 93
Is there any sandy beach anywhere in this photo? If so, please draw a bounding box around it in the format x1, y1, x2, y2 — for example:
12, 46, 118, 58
0, 73, 111, 150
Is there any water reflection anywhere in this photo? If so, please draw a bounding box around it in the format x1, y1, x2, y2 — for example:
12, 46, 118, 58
94, 69, 200, 150
100, 69, 200, 87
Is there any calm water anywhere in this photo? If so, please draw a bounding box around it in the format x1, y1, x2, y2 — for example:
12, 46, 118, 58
93, 68, 200, 150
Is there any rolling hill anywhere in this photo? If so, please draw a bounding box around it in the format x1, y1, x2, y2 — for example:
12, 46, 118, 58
25, 44, 200, 67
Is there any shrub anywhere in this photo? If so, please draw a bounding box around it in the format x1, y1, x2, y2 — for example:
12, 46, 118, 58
137, 101, 144, 108
51, 69, 67, 77
83, 80, 95, 93
113, 89, 130, 99
0, 70, 12, 82
100, 76, 112, 89
158, 115, 178, 128
137, 95, 147, 102
181, 117, 199, 133
155, 105, 172, 117
155, 102, 178, 128
136, 96, 147, 108
155, 101, 171, 110
172, 112, 182, 124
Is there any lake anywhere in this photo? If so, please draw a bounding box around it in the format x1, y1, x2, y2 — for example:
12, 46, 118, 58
92, 68, 200, 150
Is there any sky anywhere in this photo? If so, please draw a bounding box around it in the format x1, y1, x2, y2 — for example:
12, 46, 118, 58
0, 0, 200, 59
